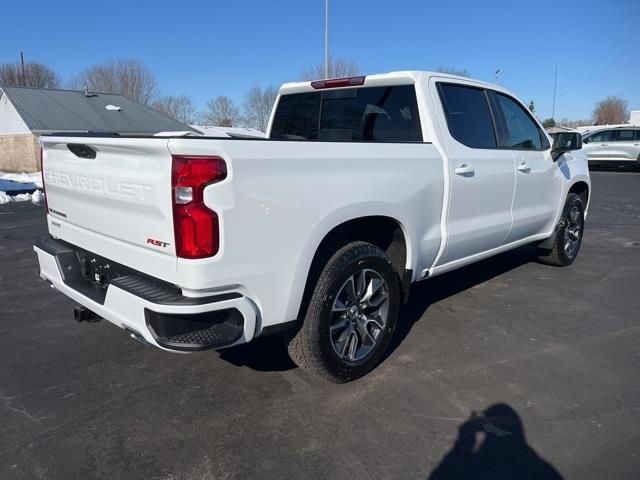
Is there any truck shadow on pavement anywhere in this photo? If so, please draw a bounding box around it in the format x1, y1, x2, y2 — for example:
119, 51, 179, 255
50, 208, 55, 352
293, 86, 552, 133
219, 245, 538, 373
384, 244, 537, 362
426, 403, 563, 479
218, 333, 297, 372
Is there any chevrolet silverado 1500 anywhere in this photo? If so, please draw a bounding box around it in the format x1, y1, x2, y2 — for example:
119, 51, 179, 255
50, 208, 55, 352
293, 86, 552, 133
34, 71, 590, 382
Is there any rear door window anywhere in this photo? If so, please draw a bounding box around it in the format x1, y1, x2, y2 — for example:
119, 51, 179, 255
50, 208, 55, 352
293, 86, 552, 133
437, 84, 497, 148
270, 85, 422, 142
613, 130, 635, 142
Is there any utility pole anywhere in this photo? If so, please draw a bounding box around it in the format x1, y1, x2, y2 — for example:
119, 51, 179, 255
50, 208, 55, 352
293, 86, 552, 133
20, 51, 25, 86
324, 0, 329, 78
552, 65, 558, 120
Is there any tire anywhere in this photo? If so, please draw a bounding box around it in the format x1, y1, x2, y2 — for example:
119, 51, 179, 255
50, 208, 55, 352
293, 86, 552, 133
536, 193, 585, 267
287, 241, 400, 383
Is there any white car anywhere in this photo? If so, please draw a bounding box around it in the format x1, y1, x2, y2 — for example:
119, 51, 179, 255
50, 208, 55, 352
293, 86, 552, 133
34, 71, 590, 382
581, 126, 640, 169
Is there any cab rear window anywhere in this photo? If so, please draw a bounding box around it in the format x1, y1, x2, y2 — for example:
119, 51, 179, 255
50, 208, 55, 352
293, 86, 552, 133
270, 85, 422, 142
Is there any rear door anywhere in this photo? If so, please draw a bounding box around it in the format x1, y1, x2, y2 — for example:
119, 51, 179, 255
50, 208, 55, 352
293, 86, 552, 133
609, 129, 640, 160
432, 81, 515, 264
490, 91, 561, 242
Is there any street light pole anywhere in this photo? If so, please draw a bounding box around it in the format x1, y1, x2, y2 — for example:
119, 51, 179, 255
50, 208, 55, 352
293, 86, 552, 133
324, 0, 329, 78
20, 51, 25, 86
552, 65, 558, 120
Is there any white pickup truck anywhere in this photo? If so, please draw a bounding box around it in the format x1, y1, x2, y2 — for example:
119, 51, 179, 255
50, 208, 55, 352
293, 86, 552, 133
34, 71, 590, 382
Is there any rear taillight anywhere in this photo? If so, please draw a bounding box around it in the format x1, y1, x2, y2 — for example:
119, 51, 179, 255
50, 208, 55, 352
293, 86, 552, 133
40, 147, 48, 213
171, 155, 227, 259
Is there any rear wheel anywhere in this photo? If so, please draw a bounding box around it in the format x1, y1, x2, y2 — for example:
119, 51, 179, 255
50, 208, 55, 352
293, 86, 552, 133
537, 193, 585, 266
287, 241, 400, 383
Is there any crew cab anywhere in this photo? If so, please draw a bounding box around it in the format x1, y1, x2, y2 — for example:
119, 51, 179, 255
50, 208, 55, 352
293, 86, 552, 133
34, 71, 590, 382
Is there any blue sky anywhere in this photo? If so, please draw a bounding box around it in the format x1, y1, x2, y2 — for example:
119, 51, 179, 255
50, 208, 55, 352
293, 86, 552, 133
1, 0, 637, 121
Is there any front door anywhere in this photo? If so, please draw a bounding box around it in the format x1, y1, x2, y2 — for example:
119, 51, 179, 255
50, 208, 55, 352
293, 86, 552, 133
490, 91, 562, 242
583, 129, 613, 161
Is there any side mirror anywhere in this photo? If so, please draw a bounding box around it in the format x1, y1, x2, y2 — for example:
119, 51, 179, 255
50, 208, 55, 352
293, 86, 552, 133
552, 132, 582, 161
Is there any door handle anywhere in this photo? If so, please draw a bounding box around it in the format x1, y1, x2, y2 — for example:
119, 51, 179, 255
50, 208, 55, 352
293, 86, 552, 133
454, 164, 474, 176
600, 143, 609, 146
517, 162, 531, 173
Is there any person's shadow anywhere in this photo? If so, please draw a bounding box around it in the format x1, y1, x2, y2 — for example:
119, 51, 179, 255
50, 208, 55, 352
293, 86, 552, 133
428, 403, 564, 480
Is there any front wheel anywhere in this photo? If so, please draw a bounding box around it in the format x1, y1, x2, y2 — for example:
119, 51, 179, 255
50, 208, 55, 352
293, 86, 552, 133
537, 193, 585, 266
287, 241, 400, 383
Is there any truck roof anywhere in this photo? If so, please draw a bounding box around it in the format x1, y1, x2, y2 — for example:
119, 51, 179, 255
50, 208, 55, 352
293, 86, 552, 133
279, 70, 504, 95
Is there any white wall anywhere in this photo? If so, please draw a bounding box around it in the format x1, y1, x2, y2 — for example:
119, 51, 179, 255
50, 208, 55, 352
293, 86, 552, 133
0, 91, 30, 135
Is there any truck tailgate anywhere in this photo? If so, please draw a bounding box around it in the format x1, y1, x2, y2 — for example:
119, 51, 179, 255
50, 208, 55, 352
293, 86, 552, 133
40, 136, 177, 281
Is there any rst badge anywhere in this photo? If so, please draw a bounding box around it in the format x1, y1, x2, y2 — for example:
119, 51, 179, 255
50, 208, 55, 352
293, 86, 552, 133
147, 238, 170, 248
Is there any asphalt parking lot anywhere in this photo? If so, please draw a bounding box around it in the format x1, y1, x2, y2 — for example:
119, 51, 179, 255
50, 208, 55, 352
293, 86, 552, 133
1, 170, 638, 479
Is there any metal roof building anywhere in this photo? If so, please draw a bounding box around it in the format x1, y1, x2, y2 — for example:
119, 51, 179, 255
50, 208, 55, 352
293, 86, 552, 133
0, 86, 196, 172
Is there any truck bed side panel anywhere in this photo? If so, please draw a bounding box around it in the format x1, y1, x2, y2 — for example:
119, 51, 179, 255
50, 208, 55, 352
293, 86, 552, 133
167, 139, 445, 328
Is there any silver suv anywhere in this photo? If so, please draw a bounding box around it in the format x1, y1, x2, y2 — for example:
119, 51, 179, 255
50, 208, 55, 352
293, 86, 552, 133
582, 127, 640, 169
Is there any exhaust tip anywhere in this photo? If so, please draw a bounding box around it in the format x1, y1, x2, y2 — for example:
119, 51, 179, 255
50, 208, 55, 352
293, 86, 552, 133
124, 328, 151, 347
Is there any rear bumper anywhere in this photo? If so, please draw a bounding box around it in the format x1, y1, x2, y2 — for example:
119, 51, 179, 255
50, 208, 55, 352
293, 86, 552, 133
34, 238, 257, 351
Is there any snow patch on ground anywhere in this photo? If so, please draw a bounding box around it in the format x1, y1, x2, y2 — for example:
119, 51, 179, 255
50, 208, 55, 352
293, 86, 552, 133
0, 171, 42, 188
0, 171, 44, 206
0, 192, 42, 205
0, 190, 43, 205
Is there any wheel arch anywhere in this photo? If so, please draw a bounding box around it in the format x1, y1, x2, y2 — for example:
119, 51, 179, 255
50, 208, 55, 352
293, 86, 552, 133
312, 215, 410, 274
568, 181, 589, 207
290, 214, 413, 324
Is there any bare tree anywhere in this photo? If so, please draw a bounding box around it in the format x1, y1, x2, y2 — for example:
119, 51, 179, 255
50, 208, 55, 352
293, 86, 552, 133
243, 85, 278, 132
435, 66, 471, 77
301, 57, 359, 80
559, 118, 593, 128
0, 61, 60, 88
151, 95, 197, 124
593, 96, 629, 125
71, 59, 158, 105
201, 96, 241, 127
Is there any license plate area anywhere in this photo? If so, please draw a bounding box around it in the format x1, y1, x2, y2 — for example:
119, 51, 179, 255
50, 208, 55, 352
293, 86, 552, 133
54, 246, 136, 304
41, 238, 189, 307
80, 252, 118, 290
